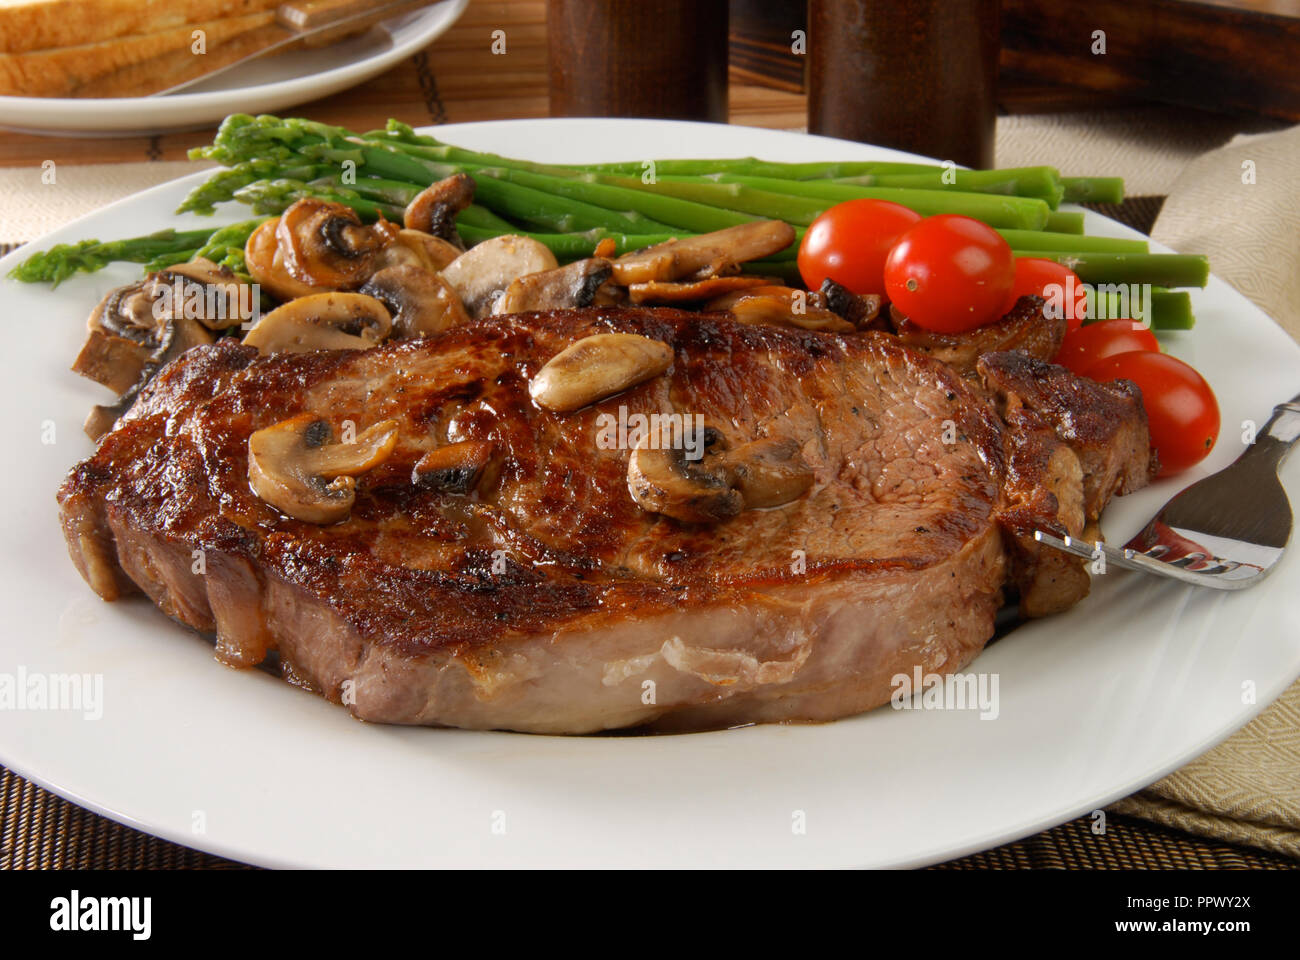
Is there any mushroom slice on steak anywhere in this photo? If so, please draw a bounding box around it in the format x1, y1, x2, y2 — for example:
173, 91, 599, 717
404, 174, 477, 247
360, 265, 469, 338
248, 415, 399, 524
412, 440, 495, 494
818, 278, 884, 330
610, 220, 796, 285
627, 428, 814, 524
242, 292, 392, 355
724, 438, 814, 508
491, 258, 612, 315
627, 274, 774, 305
705, 285, 855, 333
529, 333, 672, 413
441, 235, 559, 318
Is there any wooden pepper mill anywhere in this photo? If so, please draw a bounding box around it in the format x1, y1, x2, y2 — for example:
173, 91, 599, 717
547, 0, 729, 122
808, 0, 999, 168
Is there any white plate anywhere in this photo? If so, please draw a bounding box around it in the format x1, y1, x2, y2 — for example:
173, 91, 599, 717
0, 0, 468, 136
1, 119, 1298, 869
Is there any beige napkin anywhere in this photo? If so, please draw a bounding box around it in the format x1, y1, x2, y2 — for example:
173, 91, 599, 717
1151, 124, 1300, 340
1104, 123, 1300, 857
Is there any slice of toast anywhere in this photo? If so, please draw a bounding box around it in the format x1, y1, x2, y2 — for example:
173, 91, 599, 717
0, 11, 282, 97
0, 0, 282, 55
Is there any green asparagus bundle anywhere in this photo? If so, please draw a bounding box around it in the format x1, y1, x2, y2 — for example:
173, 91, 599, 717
10, 112, 1205, 329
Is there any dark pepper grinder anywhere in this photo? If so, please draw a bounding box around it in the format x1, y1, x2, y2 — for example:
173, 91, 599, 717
808, 0, 999, 169
547, 0, 729, 122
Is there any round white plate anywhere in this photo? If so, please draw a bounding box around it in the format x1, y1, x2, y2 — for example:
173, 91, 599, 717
0, 0, 468, 136
1, 119, 1298, 869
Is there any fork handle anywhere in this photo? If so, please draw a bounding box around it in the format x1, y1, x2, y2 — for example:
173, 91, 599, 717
1245, 391, 1300, 472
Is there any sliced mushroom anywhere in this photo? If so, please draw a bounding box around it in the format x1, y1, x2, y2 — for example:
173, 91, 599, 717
276, 199, 400, 290
706, 285, 855, 333
529, 333, 672, 413
374, 229, 462, 274
610, 221, 796, 285
360, 266, 469, 338
73, 279, 160, 394
491, 258, 612, 315
242, 292, 392, 355
245, 201, 399, 300
818, 278, 884, 330
441, 235, 559, 318
151, 257, 257, 331
248, 415, 399, 524
627, 429, 742, 524
412, 440, 495, 494
628, 274, 774, 305
244, 217, 319, 301
723, 438, 814, 508
82, 314, 213, 440
627, 430, 813, 523
404, 174, 477, 246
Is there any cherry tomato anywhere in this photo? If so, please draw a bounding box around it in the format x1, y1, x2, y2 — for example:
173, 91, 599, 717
1004, 257, 1087, 333
1085, 351, 1219, 477
797, 199, 922, 295
883, 214, 1015, 333
1055, 319, 1159, 376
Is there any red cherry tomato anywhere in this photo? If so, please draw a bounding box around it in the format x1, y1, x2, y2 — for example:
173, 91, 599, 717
883, 214, 1015, 333
1004, 257, 1087, 333
1055, 319, 1160, 376
797, 199, 922, 295
1085, 351, 1219, 477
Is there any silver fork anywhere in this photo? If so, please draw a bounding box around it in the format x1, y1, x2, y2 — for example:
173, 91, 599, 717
1035, 391, 1300, 589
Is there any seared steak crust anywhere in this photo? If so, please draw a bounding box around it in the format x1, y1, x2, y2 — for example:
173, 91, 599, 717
978, 350, 1156, 519
891, 296, 1067, 377
58, 307, 1147, 732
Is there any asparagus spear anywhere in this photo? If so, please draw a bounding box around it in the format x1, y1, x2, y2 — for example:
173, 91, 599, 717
833, 167, 1064, 207
1085, 288, 1195, 330
572, 158, 946, 179
7, 225, 253, 286
641, 174, 1052, 229
1000, 229, 1147, 254
1044, 211, 1085, 234
1062, 177, 1126, 205
1015, 252, 1210, 288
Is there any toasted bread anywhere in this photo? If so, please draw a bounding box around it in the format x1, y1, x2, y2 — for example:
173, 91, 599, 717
0, 0, 282, 55
0, 10, 281, 97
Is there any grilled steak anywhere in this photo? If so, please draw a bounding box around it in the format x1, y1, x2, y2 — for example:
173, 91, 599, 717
891, 295, 1067, 376
57, 307, 1151, 733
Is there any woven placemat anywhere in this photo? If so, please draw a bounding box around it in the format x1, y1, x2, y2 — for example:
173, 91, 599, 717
4, 762, 1296, 870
